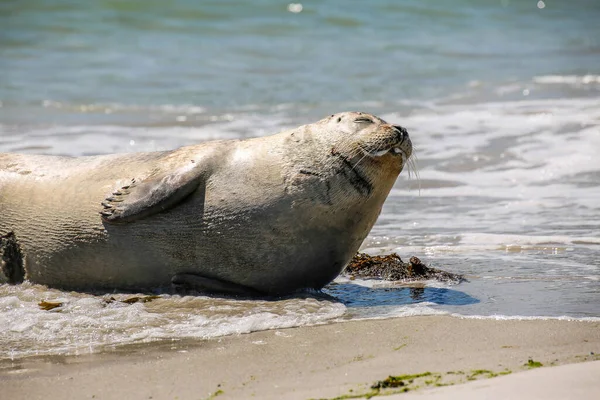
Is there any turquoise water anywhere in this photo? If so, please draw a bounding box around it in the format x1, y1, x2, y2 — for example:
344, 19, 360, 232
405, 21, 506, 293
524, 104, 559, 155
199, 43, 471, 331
1, 0, 600, 358
2, 0, 599, 120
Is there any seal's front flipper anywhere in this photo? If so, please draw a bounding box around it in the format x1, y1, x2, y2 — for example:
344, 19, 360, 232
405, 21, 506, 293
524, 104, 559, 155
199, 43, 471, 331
171, 273, 263, 296
100, 161, 207, 224
0, 232, 24, 284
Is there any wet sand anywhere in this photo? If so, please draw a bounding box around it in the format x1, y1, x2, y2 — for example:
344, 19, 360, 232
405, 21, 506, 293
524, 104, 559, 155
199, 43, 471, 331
2, 315, 599, 399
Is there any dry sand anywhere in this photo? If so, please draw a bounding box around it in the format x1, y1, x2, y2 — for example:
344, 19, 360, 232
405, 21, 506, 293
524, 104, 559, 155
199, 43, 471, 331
398, 360, 600, 400
2, 315, 599, 400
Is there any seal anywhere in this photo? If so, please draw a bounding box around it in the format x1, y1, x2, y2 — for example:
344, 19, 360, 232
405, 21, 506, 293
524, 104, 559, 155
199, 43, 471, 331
0, 112, 412, 295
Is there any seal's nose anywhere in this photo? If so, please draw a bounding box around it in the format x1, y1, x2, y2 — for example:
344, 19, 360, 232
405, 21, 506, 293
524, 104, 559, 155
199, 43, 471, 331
392, 125, 408, 144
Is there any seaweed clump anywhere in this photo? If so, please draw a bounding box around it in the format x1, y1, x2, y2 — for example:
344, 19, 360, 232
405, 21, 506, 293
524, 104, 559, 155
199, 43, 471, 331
525, 359, 543, 369
343, 253, 464, 283
38, 300, 63, 311
371, 372, 433, 389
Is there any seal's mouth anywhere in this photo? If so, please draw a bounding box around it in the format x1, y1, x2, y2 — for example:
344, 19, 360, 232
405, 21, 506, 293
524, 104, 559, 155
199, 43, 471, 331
362, 125, 412, 161
370, 147, 406, 157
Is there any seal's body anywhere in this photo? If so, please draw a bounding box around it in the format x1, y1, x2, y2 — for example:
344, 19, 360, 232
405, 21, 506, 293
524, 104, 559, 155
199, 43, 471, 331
0, 112, 412, 295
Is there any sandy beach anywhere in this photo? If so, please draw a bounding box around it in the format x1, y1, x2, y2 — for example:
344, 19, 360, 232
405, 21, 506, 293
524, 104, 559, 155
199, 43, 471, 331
2, 315, 598, 399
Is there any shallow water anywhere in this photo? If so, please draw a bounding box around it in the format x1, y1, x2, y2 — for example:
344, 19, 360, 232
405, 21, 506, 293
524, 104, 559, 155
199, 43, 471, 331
1, 0, 599, 359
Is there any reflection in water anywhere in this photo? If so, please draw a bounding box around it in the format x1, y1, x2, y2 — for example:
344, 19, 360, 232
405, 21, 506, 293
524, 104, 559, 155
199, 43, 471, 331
410, 287, 425, 301
322, 283, 479, 308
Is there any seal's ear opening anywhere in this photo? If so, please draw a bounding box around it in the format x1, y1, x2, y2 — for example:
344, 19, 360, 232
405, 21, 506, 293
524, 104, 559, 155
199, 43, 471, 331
0, 232, 25, 284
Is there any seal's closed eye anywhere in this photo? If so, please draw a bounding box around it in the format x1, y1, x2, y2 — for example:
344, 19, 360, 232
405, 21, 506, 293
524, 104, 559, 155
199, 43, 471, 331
354, 117, 373, 124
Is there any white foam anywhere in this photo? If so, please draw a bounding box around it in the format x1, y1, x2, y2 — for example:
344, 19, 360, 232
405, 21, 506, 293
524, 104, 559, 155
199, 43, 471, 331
451, 233, 600, 248
533, 75, 600, 85
40, 100, 208, 115
342, 303, 449, 321
385, 98, 600, 186
377, 98, 600, 241
0, 112, 293, 155
0, 284, 345, 359
383, 303, 448, 318
453, 313, 600, 322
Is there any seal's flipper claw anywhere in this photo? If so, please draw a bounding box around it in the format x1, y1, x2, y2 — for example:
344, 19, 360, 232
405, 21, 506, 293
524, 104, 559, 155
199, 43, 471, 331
0, 232, 24, 284
171, 274, 263, 296
100, 162, 206, 224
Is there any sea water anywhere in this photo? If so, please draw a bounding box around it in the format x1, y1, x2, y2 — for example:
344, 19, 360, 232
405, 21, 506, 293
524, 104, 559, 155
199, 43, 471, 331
1, 0, 599, 359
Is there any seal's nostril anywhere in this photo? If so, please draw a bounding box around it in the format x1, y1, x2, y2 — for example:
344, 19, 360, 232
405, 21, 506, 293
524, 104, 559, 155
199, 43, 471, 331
392, 125, 407, 143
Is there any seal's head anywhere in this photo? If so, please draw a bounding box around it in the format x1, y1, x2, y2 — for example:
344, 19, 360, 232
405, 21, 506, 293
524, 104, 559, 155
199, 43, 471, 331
327, 111, 411, 158
316, 111, 413, 190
